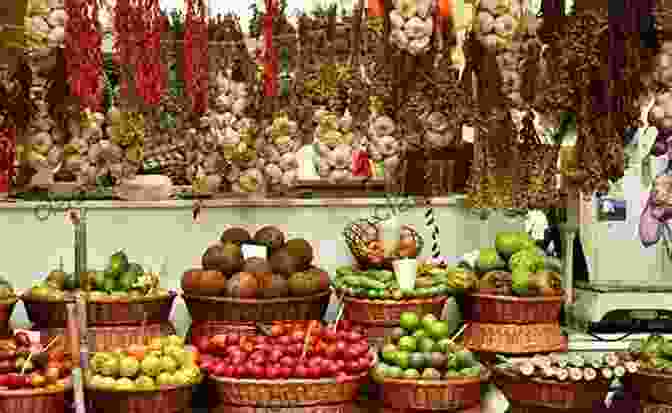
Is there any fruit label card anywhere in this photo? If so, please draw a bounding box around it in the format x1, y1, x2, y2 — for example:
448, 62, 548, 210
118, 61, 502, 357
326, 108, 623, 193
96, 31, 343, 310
242, 244, 268, 260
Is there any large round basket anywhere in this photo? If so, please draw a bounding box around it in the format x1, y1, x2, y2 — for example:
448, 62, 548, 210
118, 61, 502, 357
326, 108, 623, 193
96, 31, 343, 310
0, 385, 70, 413
462, 293, 563, 324
210, 402, 357, 413
493, 366, 611, 410
380, 404, 482, 413
623, 369, 672, 405
343, 295, 447, 327
0, 297, 17, 337
208, 370, 369, 406
463, 322, 566, 354
86, 384, 193, 413
378, 369, 488, 411
640, 400, 672, 413
21, 292, 177, 327
39, 322, 176, 354
343, 219, 424, 270
183, 290, 331, 323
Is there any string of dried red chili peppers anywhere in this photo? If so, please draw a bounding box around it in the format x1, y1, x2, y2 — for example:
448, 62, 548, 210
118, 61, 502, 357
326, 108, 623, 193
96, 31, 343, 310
113, 0, 143, 98
263, 0, 278, 97
64, 0, 103, 110
184, 0, 209, 114
135, 0, 166, 105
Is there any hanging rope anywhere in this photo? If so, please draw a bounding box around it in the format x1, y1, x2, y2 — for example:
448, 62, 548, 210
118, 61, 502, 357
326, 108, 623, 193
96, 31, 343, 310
423, 152, 441, 258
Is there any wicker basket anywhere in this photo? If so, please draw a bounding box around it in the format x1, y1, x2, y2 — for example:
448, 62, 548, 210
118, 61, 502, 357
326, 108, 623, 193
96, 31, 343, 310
378, 369, 488, 410
86, 384, 193, 413
462, 293, 563, 324
183, 290, 331, 323
623, 370, 672, 405
380, 404, 482, 413
463, 322, 565, 354
641, 400, 672, 413
343, 295, 447, 327
39, 322, 176, 354
0, 385, 70, 413
187, 321, 258, 344
211, 402, 357, 413
656, 0, 672, 33
21, 292, 177, 327
208, 369, 369, 406
493, 366, 610, 410
343, 218, 424, 270
349, 322, 396, 349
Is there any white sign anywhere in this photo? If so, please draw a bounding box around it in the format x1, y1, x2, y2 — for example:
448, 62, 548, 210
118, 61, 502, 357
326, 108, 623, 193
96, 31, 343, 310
242, 244, 268, 260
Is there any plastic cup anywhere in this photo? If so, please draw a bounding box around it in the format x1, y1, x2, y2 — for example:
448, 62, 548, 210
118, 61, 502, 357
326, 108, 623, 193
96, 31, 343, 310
380, 215, 402, 257
393, 258, 418, 290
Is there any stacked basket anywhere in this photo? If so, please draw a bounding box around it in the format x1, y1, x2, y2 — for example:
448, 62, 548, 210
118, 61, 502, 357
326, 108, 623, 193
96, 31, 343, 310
340, 219, 446, 348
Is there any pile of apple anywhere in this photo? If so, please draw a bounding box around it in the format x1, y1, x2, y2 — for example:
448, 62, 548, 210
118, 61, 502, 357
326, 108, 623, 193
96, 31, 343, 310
0, 331, 72, 390
194, 320, 374, 380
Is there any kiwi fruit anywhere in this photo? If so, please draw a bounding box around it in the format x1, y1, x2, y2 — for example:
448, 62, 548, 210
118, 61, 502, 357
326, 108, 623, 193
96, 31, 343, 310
253, 226, 285, 252
242, 257, 273, 277
269, 247, 306, 277
202, 242, 244, 277
220, 227, 252, 245
285, 239, 313, 265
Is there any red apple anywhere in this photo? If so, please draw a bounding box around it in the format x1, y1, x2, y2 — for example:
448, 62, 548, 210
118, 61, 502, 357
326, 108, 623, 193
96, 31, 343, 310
345, 360, 359, 374
308, 366, 322, 378
6, 374, 21, 389
210, 335, 228, 349
278, 366, 292, 378
347, 331, 363, 343
226, 335, 240, 346
288, 343, 302, 356
323, 344, 337, 359
279, 356, 295, 367
222, 366, 235, 377
339, 320, 352, 331
194, 336, 211, 353
268, 349, 283, 363
294, 365, 308, 378
233, 366, 245, 377
291, 331, 305, 344
358, 356, 370, 371
250, 364, 265, 379
255, 336, 269, 344
0, 374, 10, 387
335, 341, 347, 356
277, 335, 291, 346
265, 366, 280, 379
323, 328, 337, 342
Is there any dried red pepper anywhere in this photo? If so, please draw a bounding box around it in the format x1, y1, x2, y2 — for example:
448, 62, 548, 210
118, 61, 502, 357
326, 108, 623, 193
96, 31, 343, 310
184, 0, 209, 114
0, 128, 15, 193
262, 0, 278, 97
64, 0, 103, 111
114, 0, 165, 105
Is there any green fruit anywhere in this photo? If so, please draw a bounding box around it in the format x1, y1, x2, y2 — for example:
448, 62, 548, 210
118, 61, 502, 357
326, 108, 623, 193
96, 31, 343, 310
417, 337, 437, 353
382, 344, 398, 363
103, 277, 117, 293
413, 329, 429, 340
399, 312, 420, 331
427, 320, 450, 340
108, 250, 129, 275
390, 327, 406, 341
403, 368, 420, 379
660, 341, 672, 358
444, 370, 461, 379
398, 336, 417, 352
454, 350, 477, 369
387, 366, 403, 378
395, 351, 410, 369
445, 353, 458, 370
62, 273, 78, 290
408, 352, 426, 370
459, 366, 481, 377
93, 271, 106, 290
436, 338, 451, 353
367, 289, 378, 299
476, 248, 507, 272
421, 314, 438, 331
371, 364, 388, 382
495, 232, 535, 260
511, 268, 532, 296
118, 272, 138, 292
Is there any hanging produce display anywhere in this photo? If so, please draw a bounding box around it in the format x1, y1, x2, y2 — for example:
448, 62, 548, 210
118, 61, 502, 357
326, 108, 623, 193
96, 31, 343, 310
63, 0, 102, 110
183, 0, 208, 114
134, 0, 166, 106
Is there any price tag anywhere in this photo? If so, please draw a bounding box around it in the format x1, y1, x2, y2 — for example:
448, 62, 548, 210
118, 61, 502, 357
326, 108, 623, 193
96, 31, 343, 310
14, 329, 40, 344
242, 244, 268, 260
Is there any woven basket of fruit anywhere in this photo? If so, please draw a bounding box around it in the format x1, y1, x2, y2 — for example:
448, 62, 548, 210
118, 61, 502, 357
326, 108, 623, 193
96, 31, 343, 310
463, 322, 565, 354
463, 293, 563, 324
197, 320, 373, 406
622, 335, 672, 404
343, 218, 422, 270
341, 295, 447, 327
22, 251, 174, 327
371, 311, 485, 410
0, 385, 71, 413
213, 402, 356, 413
39, 322, 177, 354
85, 335, 203, 413
183, 227, 332, 322
492, 352, 625, 410
183, 290, 331, 323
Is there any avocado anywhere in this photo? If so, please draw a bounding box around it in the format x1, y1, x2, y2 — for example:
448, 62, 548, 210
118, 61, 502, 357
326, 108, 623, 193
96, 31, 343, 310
269, 247, 306, 277
408, 352, 426, 370
253, 226, 285, 252
220, 227, 252, 245
202, 242, 244, 277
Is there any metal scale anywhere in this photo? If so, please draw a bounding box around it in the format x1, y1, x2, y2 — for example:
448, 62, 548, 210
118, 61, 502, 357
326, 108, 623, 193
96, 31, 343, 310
565, 115, 672, 349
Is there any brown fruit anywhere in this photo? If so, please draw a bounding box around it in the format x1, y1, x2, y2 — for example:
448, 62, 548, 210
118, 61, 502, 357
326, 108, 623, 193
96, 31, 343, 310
226, 272, 258, 298
269, 247, 306, 277
220, 227, 252, 245
181, 269, 227, 296
285, 239, 313, 265
242, 258, 273, 289
258, 274, 289, 298
253, 226, 285, 252
202, 242, 244, 277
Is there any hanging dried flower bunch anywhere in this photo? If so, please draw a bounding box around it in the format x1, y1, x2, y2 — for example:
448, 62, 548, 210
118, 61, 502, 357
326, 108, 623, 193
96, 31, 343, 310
184, 0, 209, 114
64, 0, 102, 110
